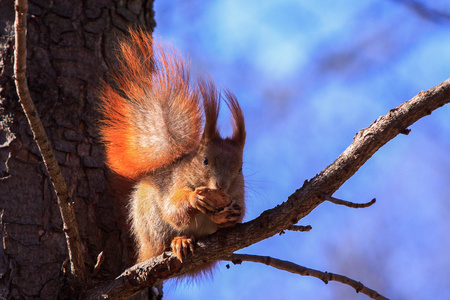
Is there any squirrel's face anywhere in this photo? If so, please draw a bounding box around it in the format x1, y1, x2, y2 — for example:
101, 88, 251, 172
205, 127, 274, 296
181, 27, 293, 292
192, 138, 244, 194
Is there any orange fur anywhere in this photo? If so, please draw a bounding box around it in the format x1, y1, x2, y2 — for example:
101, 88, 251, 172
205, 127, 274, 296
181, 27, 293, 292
99, 29, 202, 179
99, 29, 247, 275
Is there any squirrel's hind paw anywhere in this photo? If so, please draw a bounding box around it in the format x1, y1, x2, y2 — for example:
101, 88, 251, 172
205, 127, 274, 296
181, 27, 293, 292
171, 236, 195, 262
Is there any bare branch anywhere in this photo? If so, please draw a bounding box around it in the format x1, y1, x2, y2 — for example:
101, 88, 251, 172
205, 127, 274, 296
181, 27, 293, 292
13, 0, 85, 282
324, 194, 376, 208
229, 254, 388, 300
84, 79, 450, 298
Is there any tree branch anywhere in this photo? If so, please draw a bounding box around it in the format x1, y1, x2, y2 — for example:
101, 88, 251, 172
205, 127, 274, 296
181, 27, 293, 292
13, 0, 85, 283
229, 254, 388, 300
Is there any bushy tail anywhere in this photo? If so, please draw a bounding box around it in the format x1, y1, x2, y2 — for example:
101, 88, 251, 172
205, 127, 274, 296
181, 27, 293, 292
99, 29, 202, 179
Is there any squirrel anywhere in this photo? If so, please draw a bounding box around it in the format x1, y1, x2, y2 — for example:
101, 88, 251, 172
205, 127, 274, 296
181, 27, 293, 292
99, 29, 246, 268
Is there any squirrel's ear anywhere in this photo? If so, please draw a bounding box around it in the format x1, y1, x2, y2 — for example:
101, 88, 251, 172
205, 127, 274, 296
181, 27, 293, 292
199, 77, 220, 141
224, 90, 246, 147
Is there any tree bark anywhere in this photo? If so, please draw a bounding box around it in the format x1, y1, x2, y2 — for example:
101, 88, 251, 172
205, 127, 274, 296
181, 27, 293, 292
0, 0, 155, 298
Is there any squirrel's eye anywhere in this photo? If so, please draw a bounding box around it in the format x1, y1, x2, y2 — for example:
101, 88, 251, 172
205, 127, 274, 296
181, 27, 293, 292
203, 157, 209, 166
238, 166, 243, 174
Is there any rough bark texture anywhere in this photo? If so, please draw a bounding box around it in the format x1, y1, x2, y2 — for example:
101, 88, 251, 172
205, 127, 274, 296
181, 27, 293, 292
0, 0, 155, 298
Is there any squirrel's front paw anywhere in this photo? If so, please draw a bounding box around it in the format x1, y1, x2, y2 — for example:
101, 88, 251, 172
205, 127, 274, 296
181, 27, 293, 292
210, 200, 242, 227
171, 236, 195, 262
191, 187, 231, 214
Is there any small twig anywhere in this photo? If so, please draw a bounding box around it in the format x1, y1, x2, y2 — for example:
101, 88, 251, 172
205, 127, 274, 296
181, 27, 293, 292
92, 251, 105, 277
400, 128, 411, 135
324, 194, 376, 209
228, 254, 388, 300
13, 0, 85, 282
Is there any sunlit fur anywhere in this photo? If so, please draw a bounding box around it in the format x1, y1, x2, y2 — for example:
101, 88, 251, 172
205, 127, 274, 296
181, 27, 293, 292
99, 29, 202, 179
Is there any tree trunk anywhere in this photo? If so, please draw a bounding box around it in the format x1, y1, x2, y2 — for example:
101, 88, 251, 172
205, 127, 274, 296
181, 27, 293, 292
0, 0, 155, 298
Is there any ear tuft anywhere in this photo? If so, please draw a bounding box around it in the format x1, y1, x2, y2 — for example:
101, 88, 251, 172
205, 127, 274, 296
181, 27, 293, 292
199, 77, 220, 141
224, 89, 246, 147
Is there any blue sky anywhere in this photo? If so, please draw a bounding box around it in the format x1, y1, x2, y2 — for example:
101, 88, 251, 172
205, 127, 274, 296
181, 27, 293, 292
153, 1, 450, 299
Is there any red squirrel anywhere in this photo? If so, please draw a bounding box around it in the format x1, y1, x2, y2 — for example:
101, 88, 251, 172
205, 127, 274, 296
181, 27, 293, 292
99, 29, 246, 266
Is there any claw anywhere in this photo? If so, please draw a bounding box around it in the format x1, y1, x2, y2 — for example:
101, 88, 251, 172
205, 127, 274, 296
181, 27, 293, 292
171, 236, 195, 262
